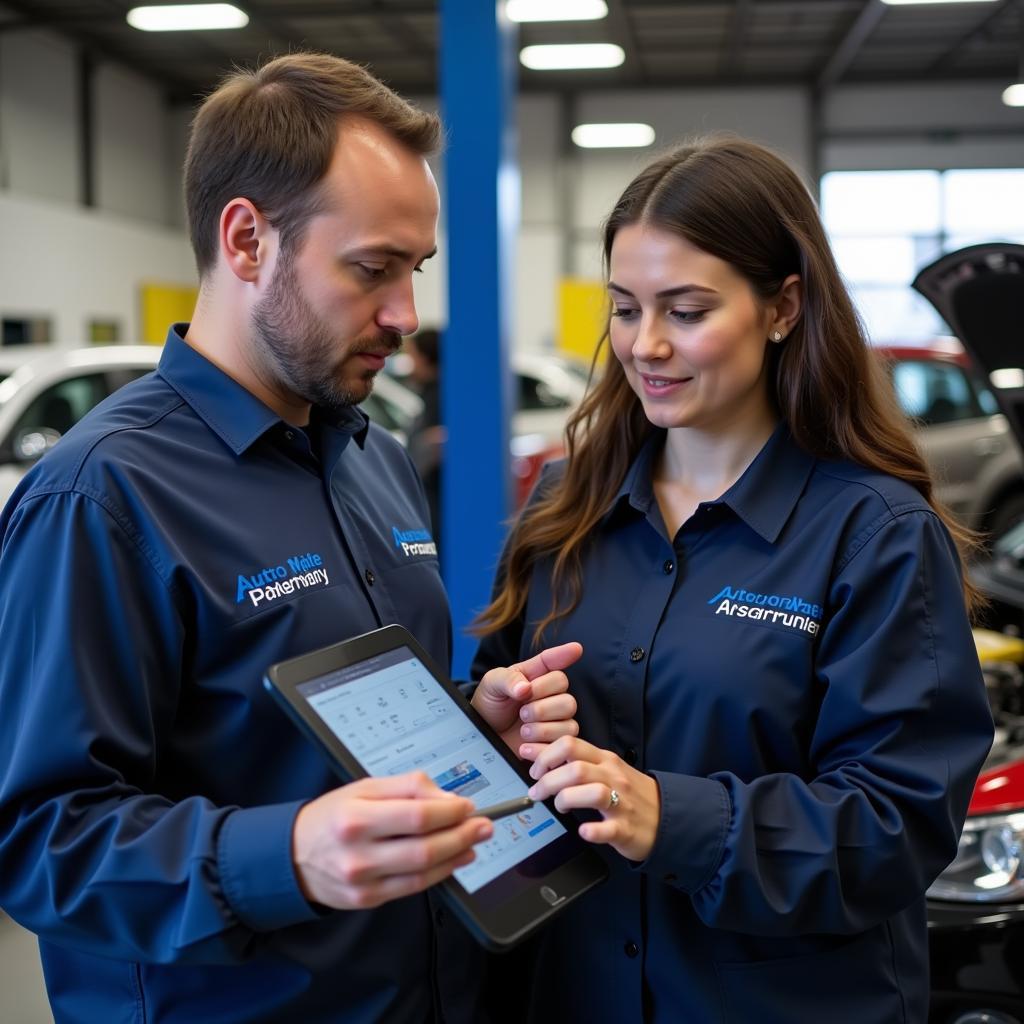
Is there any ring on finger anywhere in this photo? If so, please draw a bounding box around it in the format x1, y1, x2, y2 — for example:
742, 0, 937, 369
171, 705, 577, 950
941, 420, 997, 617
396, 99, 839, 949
608, 788, 621, 810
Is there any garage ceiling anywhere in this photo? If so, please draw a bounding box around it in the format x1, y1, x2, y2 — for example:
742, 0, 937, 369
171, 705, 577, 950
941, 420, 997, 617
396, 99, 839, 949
0, 0, 1020, 104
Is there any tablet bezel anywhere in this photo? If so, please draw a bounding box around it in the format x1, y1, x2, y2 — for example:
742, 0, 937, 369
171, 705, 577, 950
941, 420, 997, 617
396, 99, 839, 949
264, 623, 607, 952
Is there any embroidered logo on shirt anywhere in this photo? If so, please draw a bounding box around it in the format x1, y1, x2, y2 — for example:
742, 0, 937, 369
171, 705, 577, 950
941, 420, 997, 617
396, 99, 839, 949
708, 585, 821, 637
235, 552, 330, 608
392, 526, 437, 558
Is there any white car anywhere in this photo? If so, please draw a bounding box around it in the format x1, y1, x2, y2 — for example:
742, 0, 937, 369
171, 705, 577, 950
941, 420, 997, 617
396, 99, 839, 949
0, 346, 424, 510
512, 351, 590, 444
386, 349, 590, 445
0, 346, 161, 508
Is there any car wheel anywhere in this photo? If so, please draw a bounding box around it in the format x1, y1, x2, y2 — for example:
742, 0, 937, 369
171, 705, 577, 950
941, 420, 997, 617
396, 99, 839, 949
988, 492, 1024, 543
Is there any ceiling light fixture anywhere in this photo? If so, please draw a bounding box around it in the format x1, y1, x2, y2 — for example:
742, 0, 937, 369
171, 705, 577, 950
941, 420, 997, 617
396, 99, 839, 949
1005, 4, 1024, 107
1005, 83, 1024, 106
127, 4, 249, 31
520, 44, 625, 70
879, 0, 997, 5
507, 0, 608, 21
572, 123, 655, 148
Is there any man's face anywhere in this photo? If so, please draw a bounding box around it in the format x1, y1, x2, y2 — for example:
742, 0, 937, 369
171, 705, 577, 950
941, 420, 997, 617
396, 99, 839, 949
251, 118, 439, 414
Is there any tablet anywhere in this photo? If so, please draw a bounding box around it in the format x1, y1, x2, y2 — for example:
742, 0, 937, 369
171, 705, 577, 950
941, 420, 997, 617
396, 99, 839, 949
264, 623, 607, 952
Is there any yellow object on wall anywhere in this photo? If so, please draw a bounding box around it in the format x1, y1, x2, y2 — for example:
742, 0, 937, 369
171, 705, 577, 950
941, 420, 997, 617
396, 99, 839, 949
557, 277, 608, 365
140, 282, 198, 345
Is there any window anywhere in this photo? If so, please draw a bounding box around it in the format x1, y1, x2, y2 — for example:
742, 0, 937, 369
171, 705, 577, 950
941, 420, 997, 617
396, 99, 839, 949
2, 316, 51, 347
12, 374, 108, 445
89, 319, 121, 344
518, 372, 570, 411
890, 360, 981, 426
821, 169, 1024, 344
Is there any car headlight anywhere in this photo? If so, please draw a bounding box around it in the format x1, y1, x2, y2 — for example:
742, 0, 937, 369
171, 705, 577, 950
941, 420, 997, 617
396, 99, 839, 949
928, 812, 1024, 902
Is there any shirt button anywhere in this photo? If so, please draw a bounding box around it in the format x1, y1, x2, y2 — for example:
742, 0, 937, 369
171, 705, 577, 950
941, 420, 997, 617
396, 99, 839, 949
629, 647, 645, 663
364, 569, 376, 586
624, 941, 640, 959
663, 873, 678, 884
662, 559, 674, 574
624, 748, 638, 766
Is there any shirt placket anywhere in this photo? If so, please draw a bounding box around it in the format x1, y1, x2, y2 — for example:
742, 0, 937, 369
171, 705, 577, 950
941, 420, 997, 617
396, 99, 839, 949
320, 430, 388, 627
609, 516, 678, 999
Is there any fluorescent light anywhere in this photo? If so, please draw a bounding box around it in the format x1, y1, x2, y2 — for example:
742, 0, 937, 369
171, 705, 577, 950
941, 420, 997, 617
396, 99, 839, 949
1003, 84, 1024, 107
127, 4, 249, 31
572, 123, 655, 148
507, 0, 607, 21
880, 0, 996, 5
520, 44, 624, 70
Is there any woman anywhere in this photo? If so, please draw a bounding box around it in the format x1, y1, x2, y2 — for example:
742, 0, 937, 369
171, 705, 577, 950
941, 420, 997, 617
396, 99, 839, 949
472, 137, 993, 1023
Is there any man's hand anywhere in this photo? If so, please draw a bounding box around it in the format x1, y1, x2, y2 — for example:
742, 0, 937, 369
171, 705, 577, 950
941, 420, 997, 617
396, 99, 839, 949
292, 772, 492, 910
471, 642, 583, 761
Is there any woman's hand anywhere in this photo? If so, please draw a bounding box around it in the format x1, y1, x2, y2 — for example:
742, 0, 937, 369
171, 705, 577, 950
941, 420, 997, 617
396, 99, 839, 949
471, 642, 582, 761
527, 736, 661, 862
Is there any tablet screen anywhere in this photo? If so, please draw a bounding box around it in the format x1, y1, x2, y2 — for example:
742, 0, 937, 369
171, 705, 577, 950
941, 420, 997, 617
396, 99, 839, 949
296, 645, 567, 894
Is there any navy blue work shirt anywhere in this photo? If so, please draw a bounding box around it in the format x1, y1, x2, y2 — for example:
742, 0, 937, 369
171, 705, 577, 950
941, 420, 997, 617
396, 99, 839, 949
473, 425, 993, 1024
0, 326, 483, 1023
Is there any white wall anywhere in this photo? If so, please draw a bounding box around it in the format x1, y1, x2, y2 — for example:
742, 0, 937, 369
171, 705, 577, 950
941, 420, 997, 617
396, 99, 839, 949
0, 192, 195, 345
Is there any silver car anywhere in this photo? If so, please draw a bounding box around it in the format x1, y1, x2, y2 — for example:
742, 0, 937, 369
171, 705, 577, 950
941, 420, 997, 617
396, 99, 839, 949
881, 339, 1024, 537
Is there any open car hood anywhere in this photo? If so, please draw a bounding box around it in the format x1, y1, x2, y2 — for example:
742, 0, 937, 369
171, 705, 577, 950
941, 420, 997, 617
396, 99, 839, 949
913, 243, 1024, 449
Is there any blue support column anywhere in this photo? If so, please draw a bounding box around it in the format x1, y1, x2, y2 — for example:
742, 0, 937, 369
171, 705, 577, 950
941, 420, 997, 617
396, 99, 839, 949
439, 0, 519, 679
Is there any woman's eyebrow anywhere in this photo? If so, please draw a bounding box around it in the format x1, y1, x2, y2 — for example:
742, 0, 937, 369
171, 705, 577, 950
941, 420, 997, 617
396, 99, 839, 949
607, 281, 719, 299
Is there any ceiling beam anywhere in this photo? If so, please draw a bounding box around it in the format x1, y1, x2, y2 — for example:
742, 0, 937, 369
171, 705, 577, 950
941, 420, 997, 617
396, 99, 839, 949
368, 0, 435, 63
721, 0, 753, 77
927, 0, 1015, 75
0, 1, 437, 26
0, 0, 198, 95
816, 0, 888, 92
232, 1, 311, 50
605, 0, 645, 85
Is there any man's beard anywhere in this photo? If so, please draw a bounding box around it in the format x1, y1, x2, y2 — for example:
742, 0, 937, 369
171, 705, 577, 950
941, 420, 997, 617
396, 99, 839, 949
251, 250, 399, 415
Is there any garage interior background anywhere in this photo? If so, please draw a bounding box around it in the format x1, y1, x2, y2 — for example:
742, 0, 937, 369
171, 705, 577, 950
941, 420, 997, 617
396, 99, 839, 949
0, 0, 1022, 357
0, 2, 1023, 1020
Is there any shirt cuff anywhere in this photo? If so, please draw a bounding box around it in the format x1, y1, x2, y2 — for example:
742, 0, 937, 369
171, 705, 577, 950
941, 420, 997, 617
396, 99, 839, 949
640, 772, 730, 893
217, 801, 319, 932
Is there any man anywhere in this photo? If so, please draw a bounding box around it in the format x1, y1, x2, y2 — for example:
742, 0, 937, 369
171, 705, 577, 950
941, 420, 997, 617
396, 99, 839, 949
0, 54, 579, 1023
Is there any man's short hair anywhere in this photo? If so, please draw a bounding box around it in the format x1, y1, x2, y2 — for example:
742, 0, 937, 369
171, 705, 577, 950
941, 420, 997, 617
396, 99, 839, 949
184, 52, 441, 277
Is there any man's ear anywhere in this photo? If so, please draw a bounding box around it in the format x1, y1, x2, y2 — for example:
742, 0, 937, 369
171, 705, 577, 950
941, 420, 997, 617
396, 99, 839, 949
218, 198, 276, 284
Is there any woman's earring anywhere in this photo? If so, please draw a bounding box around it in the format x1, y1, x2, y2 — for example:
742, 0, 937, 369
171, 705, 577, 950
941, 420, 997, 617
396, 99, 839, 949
772, 330, 783, 343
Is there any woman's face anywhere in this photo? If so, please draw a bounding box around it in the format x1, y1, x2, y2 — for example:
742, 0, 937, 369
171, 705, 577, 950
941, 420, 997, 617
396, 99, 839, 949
607, 223, 778, 434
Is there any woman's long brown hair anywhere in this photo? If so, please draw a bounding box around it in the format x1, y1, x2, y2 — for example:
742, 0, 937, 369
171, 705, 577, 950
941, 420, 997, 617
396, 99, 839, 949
475, 136, 984, 645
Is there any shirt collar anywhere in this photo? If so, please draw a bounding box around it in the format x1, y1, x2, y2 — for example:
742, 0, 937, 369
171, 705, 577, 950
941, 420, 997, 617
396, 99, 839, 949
157, 324, 369, 455
604, 431, 663, 522
719, 423, 816, 543
603, 422, 816, 544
